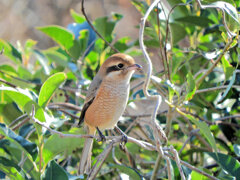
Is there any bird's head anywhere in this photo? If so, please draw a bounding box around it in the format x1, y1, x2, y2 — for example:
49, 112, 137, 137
98, 53, 142, 83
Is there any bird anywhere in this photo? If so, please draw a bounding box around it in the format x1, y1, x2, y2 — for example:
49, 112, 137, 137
78, 53, 142, 175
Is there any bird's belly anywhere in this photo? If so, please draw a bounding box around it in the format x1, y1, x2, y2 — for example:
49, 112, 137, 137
85, 83, 129, 130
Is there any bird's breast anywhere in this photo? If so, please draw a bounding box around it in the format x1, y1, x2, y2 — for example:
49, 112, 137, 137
85, 81, 129, 130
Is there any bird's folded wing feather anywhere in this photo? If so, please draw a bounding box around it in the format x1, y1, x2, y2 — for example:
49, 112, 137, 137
79, 75, 102, 125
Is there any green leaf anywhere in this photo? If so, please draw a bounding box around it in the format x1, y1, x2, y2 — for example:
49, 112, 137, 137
37, 26, 74, 49
170, 23, 187, 44
0, 86, 46, 123
0, 156, 25, 180
0, 39, 22, 63
0, 139, 39, 179
37, 26, 81, 60
167, 0, 189, 18
114, 37, 131, 52
221, 56, 235, 80
43, 48, 69, 67
43, 160, 68, 180
0, 123, 38, 160
42, 129, 84, 165
185, 72, 196, 101
175, 16, 214, 27
0, 86, 34, 112
206, 152, 240, 179
94, 17, 115, 42
177, 110, 218, 153
191, 170, 209, 180
70, 9, 85, 23
38, 72, 67, 108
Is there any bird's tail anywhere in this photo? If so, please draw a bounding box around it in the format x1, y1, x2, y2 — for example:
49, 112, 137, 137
79, 126, 96, 175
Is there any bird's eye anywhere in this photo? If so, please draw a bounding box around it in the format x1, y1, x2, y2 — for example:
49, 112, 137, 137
117, 63, 124, 69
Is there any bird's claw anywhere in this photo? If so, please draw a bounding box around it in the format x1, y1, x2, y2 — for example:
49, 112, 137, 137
98, 133, 106, 142
96, 127, 106, 142
119, 133, 128, 150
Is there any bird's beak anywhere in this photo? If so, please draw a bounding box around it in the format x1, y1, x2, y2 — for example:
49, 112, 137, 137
127, 64, 142, 71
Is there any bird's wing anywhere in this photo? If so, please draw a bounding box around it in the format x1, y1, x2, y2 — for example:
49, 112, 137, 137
79, 75, 102, 125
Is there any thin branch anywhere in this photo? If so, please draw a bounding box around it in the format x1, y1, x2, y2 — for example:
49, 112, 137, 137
150, 153, 162, 180
12, 117, 30, 131
196, 85, 240, 94
196, 39, 233, 87
9, 114, 28, 127
0, 78, 17, 88
170, 146, 186, 180
179, 129, 200, 155
48, 102, 82, 111
88, 141, 116, 180
81, 0, 119, 53
164, 152, 218, 180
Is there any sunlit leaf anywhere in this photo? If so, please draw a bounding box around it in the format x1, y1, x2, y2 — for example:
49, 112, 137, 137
185, 72, 196, 101
70, 9, 85, 23
38, 72, 67, 108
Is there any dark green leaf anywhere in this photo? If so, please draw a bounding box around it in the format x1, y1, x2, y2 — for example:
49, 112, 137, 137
0, 123, 38, 160
43, 160, 68, 180
0, 39, 22, 63
94, 17, 115, 42
170, 23, 187, 44
175, 16, 214, 27
207, 152, 240, 179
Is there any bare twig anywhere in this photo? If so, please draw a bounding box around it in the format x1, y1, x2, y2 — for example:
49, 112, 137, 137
0, 78, 17, 88
179, 129, 200, 154
196, 85, 240, 94
150, 153, 162, 180
170, 146, 186, 180
81, 0, 119, 53
9, 114, 28, 127
164, 152, 218, 180
48, 102, 82, 111
12, 117, 30, 131
196, 39, 233, 87
88, 140, 116, 180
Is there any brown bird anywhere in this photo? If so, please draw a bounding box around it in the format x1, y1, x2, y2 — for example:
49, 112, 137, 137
78, 53, 142, 175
